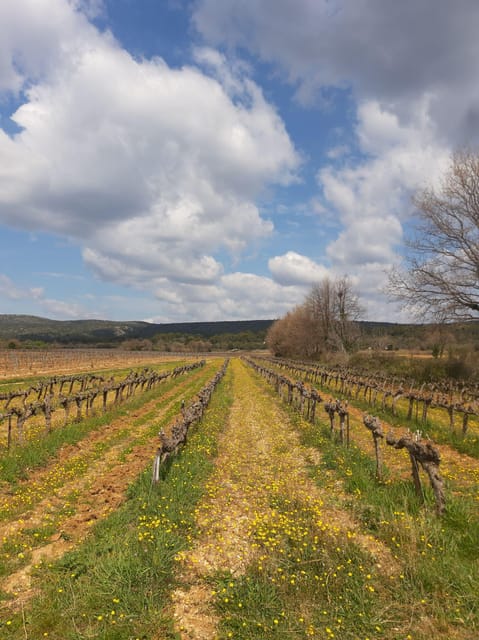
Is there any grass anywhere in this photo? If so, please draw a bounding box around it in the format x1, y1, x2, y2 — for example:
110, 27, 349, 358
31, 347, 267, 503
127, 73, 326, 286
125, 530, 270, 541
261, 357, 479, 460
0, 362, 223, 581
2, 357, 478, 639
212, 506, 391, 639
0, 362, 234, 639
244, 363, 479, 638
339, 396, 479, 461
0, 360, 214, 484
203, 365, 390, 639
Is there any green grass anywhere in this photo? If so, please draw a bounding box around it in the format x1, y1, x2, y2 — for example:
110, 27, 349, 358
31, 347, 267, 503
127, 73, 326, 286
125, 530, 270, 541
262, 357, 479, 460
242, 362, 479, 639
0, 363, 234, 639
212, 510, 391, 639
0, 361, 215, 484
302, 425, 479, 636
0, 363, 223, 581
3, 358, 478, 639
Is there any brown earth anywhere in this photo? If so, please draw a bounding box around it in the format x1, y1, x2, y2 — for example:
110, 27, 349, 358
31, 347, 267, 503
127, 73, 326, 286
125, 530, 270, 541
0, 361, 219, 611
0, 349, 189, 380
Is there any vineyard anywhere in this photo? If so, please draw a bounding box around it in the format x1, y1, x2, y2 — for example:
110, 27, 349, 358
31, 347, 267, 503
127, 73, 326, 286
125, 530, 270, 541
0, 349, 192, 378
0, 352, 478, 639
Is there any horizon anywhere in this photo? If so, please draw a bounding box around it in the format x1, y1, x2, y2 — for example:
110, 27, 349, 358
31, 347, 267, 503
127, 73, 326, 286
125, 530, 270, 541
0, 312, 458, 329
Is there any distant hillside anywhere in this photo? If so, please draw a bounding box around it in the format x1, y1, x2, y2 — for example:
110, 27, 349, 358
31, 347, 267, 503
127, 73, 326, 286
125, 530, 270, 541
0, 315, 274, 344
1, 315, 478, 351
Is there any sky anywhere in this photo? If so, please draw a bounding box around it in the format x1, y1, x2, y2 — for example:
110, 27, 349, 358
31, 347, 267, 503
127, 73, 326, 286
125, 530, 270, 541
0, 0, 478, 324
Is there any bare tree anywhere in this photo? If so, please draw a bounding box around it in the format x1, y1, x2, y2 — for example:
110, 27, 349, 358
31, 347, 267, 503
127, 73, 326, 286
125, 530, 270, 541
266, 276, 362, 358
388, 150, 479, 320
306, 277, 362, 353
334, 277, 363, 351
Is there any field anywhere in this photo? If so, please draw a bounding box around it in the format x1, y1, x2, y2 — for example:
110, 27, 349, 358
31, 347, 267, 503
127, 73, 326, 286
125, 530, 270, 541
0, 349, 191, 379
0, 353, 478, 639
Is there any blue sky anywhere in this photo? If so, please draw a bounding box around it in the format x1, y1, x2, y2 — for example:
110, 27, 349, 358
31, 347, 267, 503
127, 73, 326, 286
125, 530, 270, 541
0, 0, 478, 323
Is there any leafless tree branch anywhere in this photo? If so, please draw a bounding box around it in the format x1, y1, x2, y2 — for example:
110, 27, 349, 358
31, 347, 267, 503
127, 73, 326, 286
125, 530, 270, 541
387, 150, 479, 320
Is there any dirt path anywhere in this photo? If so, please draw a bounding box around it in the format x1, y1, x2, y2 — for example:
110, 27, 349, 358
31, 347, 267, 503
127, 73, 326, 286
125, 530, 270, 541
170, 359, 396, 640
0, 362, 218, 608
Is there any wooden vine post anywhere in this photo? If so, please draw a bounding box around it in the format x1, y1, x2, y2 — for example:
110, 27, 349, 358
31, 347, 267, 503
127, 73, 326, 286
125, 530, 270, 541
405, 430, 425, 503
311, 389, 320, 423
152, 447, 162, 483
43, 394, 54, 434
0, 413, 13, 449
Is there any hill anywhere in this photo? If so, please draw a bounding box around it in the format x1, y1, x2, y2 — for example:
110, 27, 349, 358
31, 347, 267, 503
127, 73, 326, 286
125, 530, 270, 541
1, 314, 479, 353
0, 315, 274, 345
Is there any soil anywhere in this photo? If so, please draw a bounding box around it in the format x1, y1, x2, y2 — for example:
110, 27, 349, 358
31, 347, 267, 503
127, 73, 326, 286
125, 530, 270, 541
0, 363, 214, 611
0, 350, 186, 380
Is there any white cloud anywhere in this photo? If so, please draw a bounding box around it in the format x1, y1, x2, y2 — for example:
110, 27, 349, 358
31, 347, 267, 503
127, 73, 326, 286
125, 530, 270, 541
0, 0, 100, 94
310, 101, 450, 317
73, 0, 105, 19
326, 144, 350, 160
39, 298, 93, 319
268, 251, 331, 286
0, 0, 300, 320
79, 253, 306, 321
3, 0, 475, 323
0, 274, 44, 300
218, 273, 303, 319
0, 273, 93, 319
193, 0, 479, 321
153, 272, 305, 322
318, 102, 450, 266
194, 0, 479, 144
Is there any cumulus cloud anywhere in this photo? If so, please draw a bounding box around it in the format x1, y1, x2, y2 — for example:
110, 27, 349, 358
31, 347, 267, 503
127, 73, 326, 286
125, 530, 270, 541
319, 101, 450, 268
268, 251, 331, 286
0, 0, 300, 319
80, 249, 306, 321
193, 0, 479, 144
194, 0, 479, 319
3, 0, 475, 322
143, 273, 305, 323
0, 0, 100, 94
